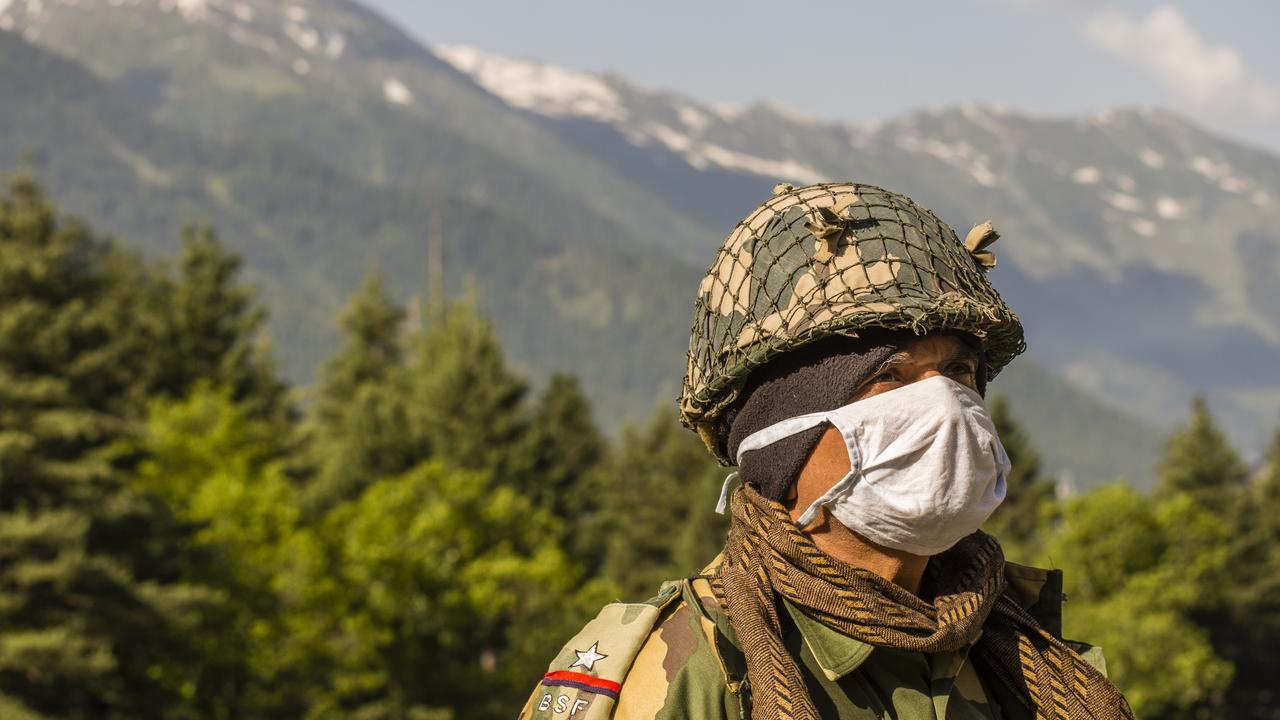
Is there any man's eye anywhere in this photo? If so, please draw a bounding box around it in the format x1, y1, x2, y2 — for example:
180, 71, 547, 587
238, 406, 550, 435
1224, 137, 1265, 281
947, 362, 976, 377
871, 371, 897, 384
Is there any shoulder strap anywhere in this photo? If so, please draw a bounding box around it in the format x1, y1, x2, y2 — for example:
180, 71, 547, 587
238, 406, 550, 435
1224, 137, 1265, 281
524, 582, 683, 720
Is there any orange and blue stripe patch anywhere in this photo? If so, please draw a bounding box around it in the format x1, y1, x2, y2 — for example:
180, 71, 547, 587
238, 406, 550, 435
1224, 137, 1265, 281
541, 670, 621, 699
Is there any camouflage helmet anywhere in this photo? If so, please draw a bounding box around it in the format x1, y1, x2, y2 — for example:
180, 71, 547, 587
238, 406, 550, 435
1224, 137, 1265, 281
679, 182, 1026, 463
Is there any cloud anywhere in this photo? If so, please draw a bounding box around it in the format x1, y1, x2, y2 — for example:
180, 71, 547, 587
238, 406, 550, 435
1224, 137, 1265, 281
1084, 5, 1280, 126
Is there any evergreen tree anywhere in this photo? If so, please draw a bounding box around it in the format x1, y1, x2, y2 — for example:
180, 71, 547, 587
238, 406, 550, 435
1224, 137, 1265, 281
521, 372, 606, 521
407, 300, 529, 480
595, 409, 727, 598
0, 171, 205, 718
317, 460, 611, 720
1257, 427, 1280, 529
1152, 400, 1275, 720
1037, 485, 1234, 719
1156, 396, 1248, 513
303, 267, 419, 514
983, 393, 1056, 554
130, 386, 316, 717
155, 226, 288, 421
1194, 424, 1280, 720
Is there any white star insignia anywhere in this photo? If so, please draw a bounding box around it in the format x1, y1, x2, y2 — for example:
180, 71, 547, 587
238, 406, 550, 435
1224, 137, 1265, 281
569, 642, 608, 672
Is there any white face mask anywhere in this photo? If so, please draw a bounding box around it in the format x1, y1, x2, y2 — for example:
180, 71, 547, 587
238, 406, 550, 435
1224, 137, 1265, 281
719, 375, 1010, 556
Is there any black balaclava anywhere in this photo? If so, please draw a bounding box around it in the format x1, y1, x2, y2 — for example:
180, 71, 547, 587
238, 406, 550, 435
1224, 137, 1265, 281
722, 330, 987, 502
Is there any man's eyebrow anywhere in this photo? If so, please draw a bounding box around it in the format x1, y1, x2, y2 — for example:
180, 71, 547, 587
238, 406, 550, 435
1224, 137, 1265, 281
872, 345, 979, 374
871, 351, 912, 374
947, 345, 982, 364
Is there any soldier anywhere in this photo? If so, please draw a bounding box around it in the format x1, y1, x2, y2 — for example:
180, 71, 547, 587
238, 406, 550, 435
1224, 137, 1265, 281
520, 183, 1134, 720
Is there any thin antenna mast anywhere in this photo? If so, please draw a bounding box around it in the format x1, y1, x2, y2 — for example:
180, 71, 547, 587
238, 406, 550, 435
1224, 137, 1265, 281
426, 180, 445, 324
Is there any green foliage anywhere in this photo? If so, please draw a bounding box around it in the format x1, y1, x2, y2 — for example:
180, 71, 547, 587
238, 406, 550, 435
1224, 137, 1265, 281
594, 408, 728, 599
1256, 427, 1280, 524
0, 171, 209, 719
314, 461, 612, 720
1045, 398, 1280, 720
154, 227, 288, 422
1175, 412, 1280, 720
522, 373, 606, 520
130, 385, 313, 717
1157, 396, 1249, 513
408, 300, 530, 479
983, 393, 1057, 557
303, 267, 418, 514
1038, 485, 1234, 718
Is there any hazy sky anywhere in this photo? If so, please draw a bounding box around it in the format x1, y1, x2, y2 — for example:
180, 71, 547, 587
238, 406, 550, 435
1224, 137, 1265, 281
363, 0, 1280, 154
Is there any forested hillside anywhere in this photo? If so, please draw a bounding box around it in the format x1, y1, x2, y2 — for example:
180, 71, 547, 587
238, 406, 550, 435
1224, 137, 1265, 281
0, 28, 698, 421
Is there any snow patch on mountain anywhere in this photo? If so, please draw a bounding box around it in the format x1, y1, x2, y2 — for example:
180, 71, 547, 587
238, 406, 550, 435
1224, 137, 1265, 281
1139, 148, 1165, 168
383, 77, 413, 106
1072, 166, 1101, 184
1155, 196, 1184, 219
1190, 155, 1254, 194
632, 123, 825, 184
436, 44, 828, 183
325, 31, 343, 58
895, 134, 1000, 187
959, 101, 1011, 136
1106, 192, 1144, 212
1130, 218, 1158, 237
284, 18, 318, 52
437, 44, 626, 123
753, 100, 824, 126
677, 105, 711, 132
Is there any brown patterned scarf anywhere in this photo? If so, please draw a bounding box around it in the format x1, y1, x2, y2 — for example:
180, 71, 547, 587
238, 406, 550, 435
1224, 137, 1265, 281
712, 485, 1135, 720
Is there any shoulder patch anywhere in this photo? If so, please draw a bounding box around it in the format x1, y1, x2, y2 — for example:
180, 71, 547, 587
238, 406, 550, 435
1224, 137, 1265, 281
523, 583, 683, 720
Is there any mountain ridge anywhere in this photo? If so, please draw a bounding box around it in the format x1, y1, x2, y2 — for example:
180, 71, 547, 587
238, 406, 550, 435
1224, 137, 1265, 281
436, 44, 1280, 456
8, 1, 1261, 486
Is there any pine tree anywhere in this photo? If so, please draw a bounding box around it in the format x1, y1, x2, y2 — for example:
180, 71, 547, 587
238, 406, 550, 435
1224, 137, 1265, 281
521, 372, 606, 521
983, 393, 1056, 554
1257, 427, 1280, 531
303, 267, 418, 514
1153, 399, 1278, 719
595, 408, 727, 598
1205, 424, 1280, 720
1156, 396, 1248, 514
407, 300, 529, 480
0, 171, 205, 718
156, 226, 288, 421
317, 460, 610, 720
1036, 485, 1234, 718
130, 386, 313, 717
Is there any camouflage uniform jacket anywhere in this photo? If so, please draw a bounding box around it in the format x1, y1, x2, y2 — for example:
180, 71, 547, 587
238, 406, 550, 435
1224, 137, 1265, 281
519, 558, 1106, 720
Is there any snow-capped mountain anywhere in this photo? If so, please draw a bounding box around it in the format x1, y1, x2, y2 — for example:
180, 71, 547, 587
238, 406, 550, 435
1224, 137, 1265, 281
438, 46, 1280, 454
439, 45, 1277, 278
4, 0, 1279, 475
